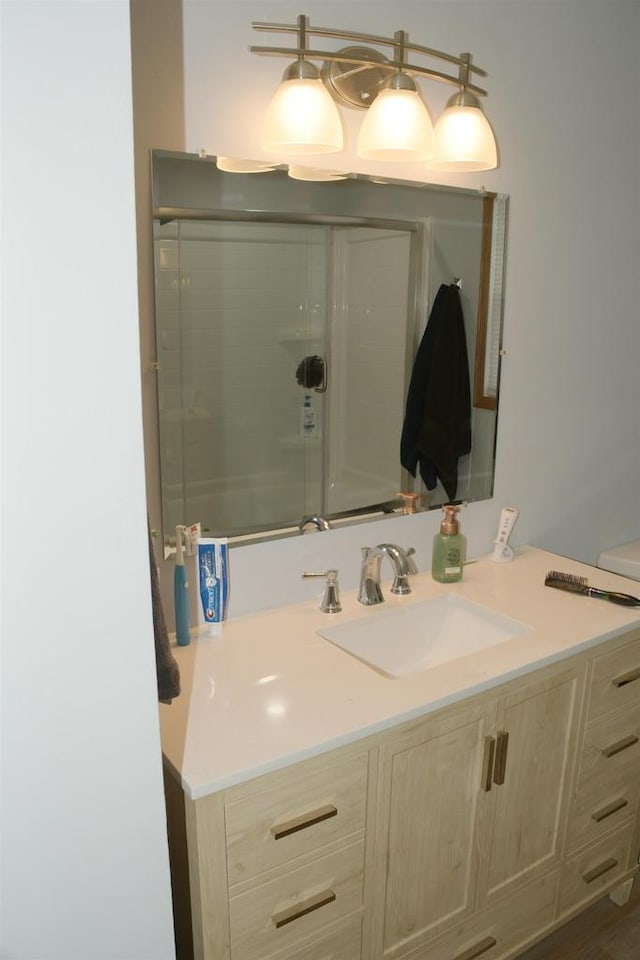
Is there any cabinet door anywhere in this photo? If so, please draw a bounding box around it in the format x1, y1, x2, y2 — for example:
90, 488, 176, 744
481, 667, 580, 905
372, 701, 492, 960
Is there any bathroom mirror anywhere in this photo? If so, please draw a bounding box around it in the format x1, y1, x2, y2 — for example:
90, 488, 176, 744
151, 150, 508, 547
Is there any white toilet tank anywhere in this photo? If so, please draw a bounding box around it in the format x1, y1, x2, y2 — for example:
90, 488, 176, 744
597, 538, 640, 582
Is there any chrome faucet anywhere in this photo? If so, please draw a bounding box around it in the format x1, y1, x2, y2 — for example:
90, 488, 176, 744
358, 543, 416, 605
377, 543, 417, 595
358, 547, 385, 606
299, 514, 331, 533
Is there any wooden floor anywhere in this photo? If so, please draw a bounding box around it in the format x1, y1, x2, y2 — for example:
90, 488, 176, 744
515, 880, 640, 960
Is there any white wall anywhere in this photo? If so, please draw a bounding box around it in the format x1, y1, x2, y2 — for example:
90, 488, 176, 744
1, 2, 175, 958
176, 0, 640, 615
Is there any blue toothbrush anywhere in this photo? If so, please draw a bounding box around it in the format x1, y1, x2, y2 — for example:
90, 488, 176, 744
174, 525, 191, 645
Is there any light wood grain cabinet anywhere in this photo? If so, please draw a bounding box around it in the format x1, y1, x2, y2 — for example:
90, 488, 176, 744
371, 701, 490, 957
165, 630, 640, 960
480, 667, 580, 906
560, 629, 640, 918
368, 665, 581, 960
169, 746, 371, 960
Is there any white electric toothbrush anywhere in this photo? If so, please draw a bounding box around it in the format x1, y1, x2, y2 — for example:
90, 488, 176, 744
492, 506, 519, 562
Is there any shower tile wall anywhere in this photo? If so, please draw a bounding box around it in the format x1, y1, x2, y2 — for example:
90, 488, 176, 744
327, 228, 411, 514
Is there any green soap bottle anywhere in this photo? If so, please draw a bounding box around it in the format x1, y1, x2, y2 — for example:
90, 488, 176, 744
432, 504, 466, 583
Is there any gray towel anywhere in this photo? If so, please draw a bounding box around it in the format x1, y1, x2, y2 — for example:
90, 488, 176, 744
148, 520, 181, 703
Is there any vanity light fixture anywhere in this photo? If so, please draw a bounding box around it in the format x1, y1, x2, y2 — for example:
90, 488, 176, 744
355, 32, 434, 162
428, 55, 498, 171
251, 14, 498, 171
259, 14, 343, 154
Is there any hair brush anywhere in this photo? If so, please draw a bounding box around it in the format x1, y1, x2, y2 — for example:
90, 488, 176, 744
545, 570, 640, 607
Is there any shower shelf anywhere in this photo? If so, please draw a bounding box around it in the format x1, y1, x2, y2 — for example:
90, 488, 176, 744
279, 434, 322, 450
278, 328, 324, 343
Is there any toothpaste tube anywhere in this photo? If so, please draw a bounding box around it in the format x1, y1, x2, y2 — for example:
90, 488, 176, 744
197, 537, 229, 635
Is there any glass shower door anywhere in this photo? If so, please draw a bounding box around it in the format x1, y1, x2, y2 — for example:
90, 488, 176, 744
154, 218, 329, 538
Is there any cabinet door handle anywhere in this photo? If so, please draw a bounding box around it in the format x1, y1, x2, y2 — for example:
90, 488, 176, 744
454, 935, 498, 960
612, 667, 640, 688
601, 734, 639, 759
271, 804, 337, 839
493, 731, 509, 785
591, 797, 629, 823
481, 736, 496, 792
582, 857, 618, 884
272, 889, 336, 928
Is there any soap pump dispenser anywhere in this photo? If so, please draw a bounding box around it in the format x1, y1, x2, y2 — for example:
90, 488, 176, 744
432, 504, 466, 583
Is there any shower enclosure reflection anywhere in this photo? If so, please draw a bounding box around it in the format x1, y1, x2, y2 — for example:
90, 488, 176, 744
151, 151, 508, 546
155, 218, 413, 537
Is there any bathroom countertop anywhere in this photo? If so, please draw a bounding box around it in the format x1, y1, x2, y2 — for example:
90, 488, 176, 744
159, 546, 640, 799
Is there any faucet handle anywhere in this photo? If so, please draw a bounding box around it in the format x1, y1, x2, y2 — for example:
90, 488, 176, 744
404, 547, 418, 575
302, 569, 342, 614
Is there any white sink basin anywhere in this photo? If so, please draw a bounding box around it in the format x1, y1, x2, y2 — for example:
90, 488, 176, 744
317, 595, 531, 678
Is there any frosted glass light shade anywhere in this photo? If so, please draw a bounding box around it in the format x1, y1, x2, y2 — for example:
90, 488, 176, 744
357, 87, 434, 162
428, 104, 498, 171
288, 165, 349, 181
262, 78, 344, 155
216, 156, 276, 173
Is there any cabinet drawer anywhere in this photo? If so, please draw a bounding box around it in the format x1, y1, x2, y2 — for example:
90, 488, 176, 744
228, 840, 364, 960
566, 766, 640, 853
225, 752, 368, 885
558, 824, 635, 916
588, 634, 640, 720
405, 871, 558, 960
578, 702, 640, 787
257, 913, 362, 960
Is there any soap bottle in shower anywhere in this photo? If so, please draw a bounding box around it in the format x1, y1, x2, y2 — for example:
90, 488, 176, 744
301, 393, 316, 439
432, 504, 466, 583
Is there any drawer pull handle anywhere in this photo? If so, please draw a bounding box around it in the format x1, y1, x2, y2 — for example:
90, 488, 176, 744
602, 734, 639, 758
455, 936, 498, 960
481, 736, 496, 792
582, 857, 618, 884
493, 731, 509, 785
271, 804, 338, 840
272, 889, 336, 928
591, 798, 629, 823
612, 667, 640, 688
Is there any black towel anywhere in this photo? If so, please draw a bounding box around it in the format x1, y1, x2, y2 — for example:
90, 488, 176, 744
400, 283, 471, 501
148, 520, 181, 704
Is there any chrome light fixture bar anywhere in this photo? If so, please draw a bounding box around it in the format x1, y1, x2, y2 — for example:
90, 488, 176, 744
250, 14, 498, 170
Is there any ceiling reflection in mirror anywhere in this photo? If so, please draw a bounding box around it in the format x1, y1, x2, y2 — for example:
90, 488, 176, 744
151, 151, 508, 548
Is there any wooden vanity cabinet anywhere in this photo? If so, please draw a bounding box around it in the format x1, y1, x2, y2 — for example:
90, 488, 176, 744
368, 664, 582, 960
165, 630, 640, 960
480, 666, 580, 905
168, 746, 373, 960
369, 700, 490, 957
559, 629, 640, 918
